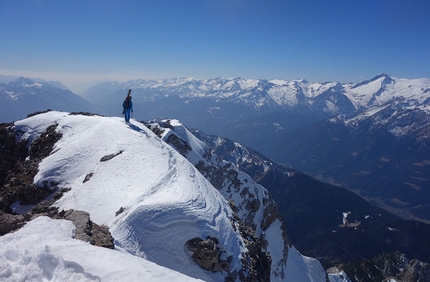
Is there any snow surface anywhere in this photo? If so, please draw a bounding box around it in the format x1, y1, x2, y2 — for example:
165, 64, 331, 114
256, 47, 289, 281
0, 217, 203, 282
1, 111, 348, 281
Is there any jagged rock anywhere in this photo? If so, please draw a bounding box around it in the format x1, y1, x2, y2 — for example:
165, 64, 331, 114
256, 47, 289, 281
56, 209, 115, 249
115, 206, 125, 216
69, 112, 100, 116
83, 172, 94, 183
185, 236, 229, 272
63, 209, 93, 241
0, 122, 61, 216
26, 109, 52, 118
100, 150, 123, 162
0, 211, 27, 235
90, 222, 115, 249
229, 203, 272, 282
261, 197, 281, 231
165, 133, 192, 154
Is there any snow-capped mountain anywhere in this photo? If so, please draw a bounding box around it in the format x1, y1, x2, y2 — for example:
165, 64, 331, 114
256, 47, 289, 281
0, 77, 94, 122
0, 111, 336, 281
85, 73, 430, 117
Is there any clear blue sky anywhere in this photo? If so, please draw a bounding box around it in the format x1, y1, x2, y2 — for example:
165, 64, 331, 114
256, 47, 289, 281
0, 0, 429, 90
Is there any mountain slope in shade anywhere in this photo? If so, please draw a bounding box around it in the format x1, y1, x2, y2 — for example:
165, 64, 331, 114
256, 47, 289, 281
274, 104, 430, 222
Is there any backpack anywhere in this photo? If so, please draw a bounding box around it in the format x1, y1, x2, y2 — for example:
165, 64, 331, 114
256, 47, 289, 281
123, 99, 130, 109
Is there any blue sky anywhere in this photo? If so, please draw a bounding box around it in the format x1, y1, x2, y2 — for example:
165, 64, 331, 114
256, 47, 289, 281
0, 0, 429, 90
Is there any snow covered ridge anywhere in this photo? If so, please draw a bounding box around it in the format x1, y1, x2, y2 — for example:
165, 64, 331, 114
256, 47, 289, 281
1, 111, 344, 281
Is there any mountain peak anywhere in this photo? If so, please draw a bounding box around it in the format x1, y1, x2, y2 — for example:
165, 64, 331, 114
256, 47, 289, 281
371, 73, 390, 80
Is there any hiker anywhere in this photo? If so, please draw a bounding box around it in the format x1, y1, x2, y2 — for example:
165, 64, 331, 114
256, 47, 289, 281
122, 90, 133, 122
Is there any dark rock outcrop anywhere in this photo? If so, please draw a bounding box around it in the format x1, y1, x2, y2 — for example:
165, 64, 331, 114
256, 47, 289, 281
185, 236, 230, 273
184, 201, 272, 282
60, 209, 114, 249
100, 150, 123, 162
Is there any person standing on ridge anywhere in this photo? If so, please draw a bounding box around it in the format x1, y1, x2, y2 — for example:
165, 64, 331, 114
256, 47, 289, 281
122, 89, 133, 123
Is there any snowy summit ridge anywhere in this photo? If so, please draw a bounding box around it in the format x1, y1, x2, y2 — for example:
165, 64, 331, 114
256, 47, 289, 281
0, 111, 332, 281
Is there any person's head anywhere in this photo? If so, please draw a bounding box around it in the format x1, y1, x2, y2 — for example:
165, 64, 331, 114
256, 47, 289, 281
128, 96, 132, 100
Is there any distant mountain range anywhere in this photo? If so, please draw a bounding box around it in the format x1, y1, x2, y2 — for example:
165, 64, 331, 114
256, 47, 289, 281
0, 77, 92, 122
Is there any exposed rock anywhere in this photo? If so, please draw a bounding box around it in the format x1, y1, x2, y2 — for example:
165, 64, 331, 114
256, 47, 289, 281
69, 112, 101, 116
0, 122, 61, 216
165, 133, 192, 154
100, 150, 123, 162
59, 209, 114, 249
26, 109, 52, 118
185, 236, 230, 273
115, 206, 125, 216
83, 172, 94, 183
184, 202, 272, 282
0, 211, 28, 235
